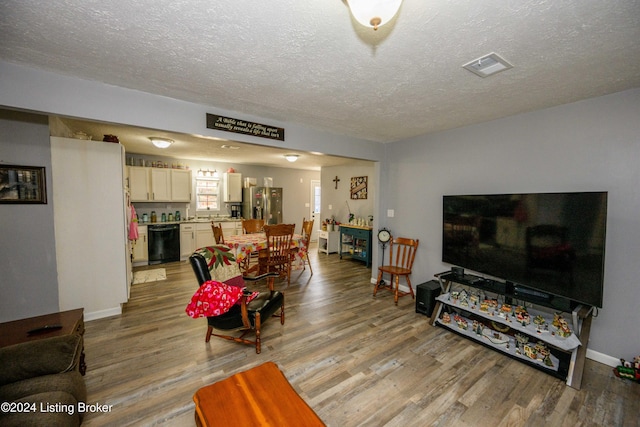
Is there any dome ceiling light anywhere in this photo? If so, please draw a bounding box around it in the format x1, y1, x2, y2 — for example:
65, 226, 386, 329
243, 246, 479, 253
346, 0, 403, 31
149, 137, 174, 149
284, 154, 300, 162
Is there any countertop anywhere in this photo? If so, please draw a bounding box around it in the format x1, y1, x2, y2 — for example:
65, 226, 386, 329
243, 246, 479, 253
138, 218, 242, 226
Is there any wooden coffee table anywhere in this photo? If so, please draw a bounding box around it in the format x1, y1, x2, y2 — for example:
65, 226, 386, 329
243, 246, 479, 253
193, 361, 324, 427
0, 308, 86, 375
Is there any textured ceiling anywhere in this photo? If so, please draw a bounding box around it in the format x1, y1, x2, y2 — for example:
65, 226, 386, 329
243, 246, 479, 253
1, 0, 639, 162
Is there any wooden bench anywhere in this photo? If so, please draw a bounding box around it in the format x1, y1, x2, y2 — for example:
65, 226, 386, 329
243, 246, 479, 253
193, 362, 324, 426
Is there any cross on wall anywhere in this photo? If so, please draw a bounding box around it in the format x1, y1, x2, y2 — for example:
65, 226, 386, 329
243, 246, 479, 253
333, 176, 340, 189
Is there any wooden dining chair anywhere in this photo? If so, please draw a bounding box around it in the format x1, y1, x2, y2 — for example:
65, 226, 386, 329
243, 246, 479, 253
241, 219, 265, 274
211, 222, 225, 244
373, 237, 419, 305
242, 219, 265, 234
260, 224, 295, 285
298, 218, 314, 275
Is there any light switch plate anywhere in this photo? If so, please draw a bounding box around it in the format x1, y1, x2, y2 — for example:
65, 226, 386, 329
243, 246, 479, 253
387, 209, 395, 217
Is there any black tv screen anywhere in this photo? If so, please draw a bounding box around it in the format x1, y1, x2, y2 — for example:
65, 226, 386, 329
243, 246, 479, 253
442, 192, 607, 308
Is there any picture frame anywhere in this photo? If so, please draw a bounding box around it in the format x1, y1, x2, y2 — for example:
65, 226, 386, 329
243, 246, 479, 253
0, 165, 47, 204
350, 176, 368, 200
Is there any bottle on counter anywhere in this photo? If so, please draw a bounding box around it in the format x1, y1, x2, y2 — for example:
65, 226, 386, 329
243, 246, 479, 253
150, 211, 157, 223
168, 213, 173, 222
161, 213, 167, 222
175, 211, 181, 221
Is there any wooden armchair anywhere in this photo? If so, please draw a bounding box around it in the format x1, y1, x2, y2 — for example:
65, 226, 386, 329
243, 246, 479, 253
259, 224, 295, 285
188, 245, 284, 354
374, 236, 419, 305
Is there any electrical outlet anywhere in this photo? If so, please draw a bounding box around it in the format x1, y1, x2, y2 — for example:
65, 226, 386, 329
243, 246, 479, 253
387, 209, 395, 217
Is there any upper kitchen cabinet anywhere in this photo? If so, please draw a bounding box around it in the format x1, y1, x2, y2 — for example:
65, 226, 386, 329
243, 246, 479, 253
170, 169, 192, 202
150, 168, 171, 201
129, 166, 150, 201
223, 172, 242, 203
128, 166, 192, 202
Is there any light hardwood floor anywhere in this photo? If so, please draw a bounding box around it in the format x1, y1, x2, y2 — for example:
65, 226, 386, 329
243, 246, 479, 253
82, 248, 639, 426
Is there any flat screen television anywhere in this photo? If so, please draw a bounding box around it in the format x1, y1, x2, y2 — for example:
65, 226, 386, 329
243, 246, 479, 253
442, 192, 607, 308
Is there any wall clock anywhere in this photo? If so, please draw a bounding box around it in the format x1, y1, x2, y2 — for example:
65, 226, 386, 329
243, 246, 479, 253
378, 228, 391, 244
377, 228, 391, 285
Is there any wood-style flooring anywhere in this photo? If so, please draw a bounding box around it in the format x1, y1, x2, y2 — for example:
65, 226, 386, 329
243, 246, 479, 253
82, 247, 640, 426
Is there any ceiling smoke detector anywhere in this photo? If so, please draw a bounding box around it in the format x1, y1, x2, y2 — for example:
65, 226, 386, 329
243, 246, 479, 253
463, 53, 513, 78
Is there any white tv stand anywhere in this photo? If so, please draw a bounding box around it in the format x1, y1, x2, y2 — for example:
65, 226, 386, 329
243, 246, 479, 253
429, 271, 594, 390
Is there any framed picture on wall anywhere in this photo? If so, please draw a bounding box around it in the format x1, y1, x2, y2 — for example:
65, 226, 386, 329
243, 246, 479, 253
0, 165, 47, 204
350, 176, 368, 200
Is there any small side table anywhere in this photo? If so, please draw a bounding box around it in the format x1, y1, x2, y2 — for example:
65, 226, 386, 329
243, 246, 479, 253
0, 308, 86, 375
317, 230, 339, 255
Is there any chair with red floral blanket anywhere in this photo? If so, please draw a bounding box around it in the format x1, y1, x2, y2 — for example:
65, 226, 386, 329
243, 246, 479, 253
187, 245, 284, 354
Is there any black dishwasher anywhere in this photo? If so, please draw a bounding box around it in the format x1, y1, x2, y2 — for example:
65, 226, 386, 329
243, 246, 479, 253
148, 224, 180, 265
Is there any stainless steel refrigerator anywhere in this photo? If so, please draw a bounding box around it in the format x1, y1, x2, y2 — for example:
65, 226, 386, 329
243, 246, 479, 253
243, 187, 283, 224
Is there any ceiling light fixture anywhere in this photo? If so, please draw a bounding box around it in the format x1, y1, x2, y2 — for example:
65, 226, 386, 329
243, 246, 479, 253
149, 137, 174, 149
197, 168, 218, 178
284, 154, 300, 163
462, 53, 513, 78
346, 0, 403, 31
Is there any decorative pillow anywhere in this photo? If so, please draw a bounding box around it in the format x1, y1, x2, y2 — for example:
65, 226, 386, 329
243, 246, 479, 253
185, 280, 244, 318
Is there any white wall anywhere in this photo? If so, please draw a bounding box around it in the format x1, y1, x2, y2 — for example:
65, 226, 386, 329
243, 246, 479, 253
0, 111, 59, 322
321, 163, 376, 226
378, 89, 640, 361
0, 60, 384, 163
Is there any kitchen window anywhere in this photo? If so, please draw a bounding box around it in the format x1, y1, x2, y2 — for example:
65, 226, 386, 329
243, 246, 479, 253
195, 177, 220, 211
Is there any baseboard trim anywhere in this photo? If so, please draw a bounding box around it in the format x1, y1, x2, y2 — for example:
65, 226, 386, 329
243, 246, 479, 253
586, 349, 619, 367
370, 277, 411, 293
85, 306, 122, 321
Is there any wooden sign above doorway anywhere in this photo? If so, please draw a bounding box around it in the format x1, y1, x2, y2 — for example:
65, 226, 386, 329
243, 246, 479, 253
206, 113, 285, 141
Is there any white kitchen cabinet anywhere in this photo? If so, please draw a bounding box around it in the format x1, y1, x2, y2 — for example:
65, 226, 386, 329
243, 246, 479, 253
196, 223, 215, 249
171, 169, 192, 202
223, 172, 242, 203
180, 223, 196, 260
129, 167, 192, 202
150, 168, 171, 201
132, 225, 148, 265
128, 166, 150, 201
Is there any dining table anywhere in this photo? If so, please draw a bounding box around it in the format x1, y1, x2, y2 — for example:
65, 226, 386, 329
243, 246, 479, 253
224, 232, 308, 270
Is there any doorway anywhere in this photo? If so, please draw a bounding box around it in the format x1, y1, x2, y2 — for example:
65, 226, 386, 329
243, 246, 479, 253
310, 180, 320, 242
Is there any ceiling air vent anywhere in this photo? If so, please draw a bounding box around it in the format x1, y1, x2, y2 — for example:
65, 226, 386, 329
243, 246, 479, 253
463, 53, 513, 78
